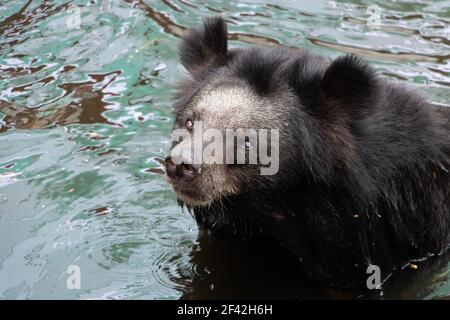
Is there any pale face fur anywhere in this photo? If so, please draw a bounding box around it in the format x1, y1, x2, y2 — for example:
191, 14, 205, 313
167, 80, 295, 207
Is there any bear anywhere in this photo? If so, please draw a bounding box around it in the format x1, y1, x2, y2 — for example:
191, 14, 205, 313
164, 16, 450, 288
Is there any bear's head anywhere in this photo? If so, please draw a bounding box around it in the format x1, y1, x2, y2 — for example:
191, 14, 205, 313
165, 17, 377, 207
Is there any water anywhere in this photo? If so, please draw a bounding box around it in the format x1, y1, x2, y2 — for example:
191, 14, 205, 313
0, 0, 449, 299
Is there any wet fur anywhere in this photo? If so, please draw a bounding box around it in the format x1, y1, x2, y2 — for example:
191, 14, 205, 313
172, 17, 450, 287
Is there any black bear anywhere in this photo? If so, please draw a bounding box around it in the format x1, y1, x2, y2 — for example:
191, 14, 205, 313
164, 17, 450, 287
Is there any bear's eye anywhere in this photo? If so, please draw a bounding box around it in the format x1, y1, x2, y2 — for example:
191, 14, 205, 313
186, 119, 193, 130
243, 140, 253, 151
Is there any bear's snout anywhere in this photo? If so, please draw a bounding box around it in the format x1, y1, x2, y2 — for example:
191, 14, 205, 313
165, 156, 199, 181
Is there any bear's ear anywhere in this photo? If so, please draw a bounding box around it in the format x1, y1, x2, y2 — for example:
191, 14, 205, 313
320, 54, 376, 110
179, 16, 228, 75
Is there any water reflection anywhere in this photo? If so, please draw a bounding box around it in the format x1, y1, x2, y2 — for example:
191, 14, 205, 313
0, 0, 449, 299
0, 71, 123, 132
172, 231, 450, 300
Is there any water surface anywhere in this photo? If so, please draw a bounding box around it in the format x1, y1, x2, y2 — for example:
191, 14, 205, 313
0, 0, 449, 299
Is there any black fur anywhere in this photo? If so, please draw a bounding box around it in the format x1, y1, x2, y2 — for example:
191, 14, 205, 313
321, 55, 376, 103
179, 17, 228, 75
172, 17, 450, 287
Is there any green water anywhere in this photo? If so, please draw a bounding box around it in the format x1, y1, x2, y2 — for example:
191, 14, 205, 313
0, 0, 449, 299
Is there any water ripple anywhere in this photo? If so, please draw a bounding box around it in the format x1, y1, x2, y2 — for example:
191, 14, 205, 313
0, 0, 449, 299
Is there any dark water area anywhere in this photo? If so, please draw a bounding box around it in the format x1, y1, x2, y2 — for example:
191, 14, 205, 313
0, 0, 449, 299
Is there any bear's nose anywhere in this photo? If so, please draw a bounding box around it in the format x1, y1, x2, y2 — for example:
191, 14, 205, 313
164, 156, 199, 181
